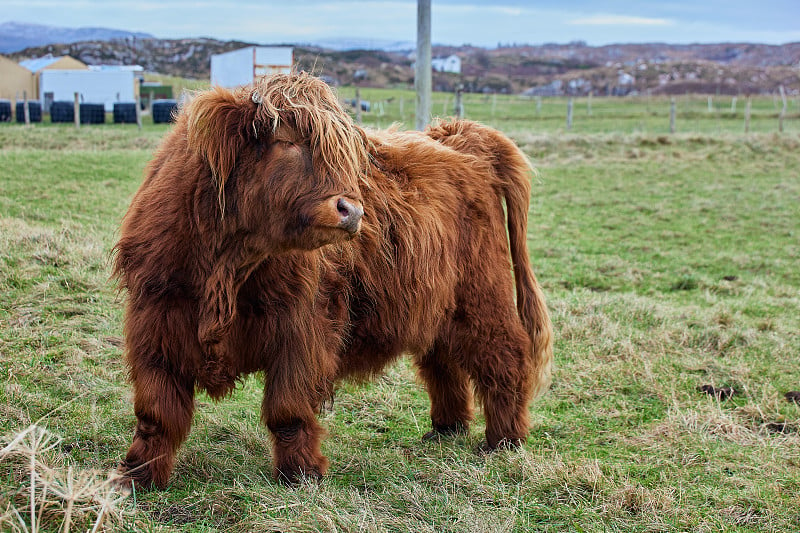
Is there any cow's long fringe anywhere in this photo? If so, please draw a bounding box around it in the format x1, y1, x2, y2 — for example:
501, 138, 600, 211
250, 72, 370, 190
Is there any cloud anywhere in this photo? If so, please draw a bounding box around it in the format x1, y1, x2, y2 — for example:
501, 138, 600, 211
568, 15, 674, 27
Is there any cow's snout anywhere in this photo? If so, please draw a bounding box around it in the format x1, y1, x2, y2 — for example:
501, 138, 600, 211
336, 197, 364, 234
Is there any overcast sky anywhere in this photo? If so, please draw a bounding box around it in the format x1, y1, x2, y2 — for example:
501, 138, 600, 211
5, 1, 800, 47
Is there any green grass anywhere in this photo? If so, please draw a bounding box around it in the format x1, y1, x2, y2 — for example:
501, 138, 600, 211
1, 93, 799, 532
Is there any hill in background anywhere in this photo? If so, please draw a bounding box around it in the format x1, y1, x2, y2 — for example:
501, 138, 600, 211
0, 21, 152, 54
3, 22, 799, 96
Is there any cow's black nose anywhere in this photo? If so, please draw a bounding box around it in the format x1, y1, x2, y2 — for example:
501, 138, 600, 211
336, 197, 364, 234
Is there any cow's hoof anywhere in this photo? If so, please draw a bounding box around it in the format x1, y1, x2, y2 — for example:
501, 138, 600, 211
422, 421, 467, 441
475, 438, 522, 455
275, 465, 324, 486
109, 470, 133, 495
113, 460, 161, 492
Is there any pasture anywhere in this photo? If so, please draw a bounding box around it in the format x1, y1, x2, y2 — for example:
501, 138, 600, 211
1, 90, 799, 532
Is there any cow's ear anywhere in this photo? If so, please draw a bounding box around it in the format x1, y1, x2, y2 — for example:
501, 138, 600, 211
185, 87, 258, 196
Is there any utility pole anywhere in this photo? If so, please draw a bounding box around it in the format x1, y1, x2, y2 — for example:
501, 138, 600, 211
415, 0, 431, 130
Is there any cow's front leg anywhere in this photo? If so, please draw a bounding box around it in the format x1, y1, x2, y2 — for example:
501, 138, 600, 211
262, 396, 328, 484
118, 365, 195, 490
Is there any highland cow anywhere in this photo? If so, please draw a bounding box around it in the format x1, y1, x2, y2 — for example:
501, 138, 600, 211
113, 72, 552, 489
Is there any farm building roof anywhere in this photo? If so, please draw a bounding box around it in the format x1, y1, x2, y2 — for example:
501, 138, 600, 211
19, 55, 59, 72
19, 54, 86, 73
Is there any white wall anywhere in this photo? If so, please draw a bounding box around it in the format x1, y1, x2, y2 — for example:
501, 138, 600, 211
40, 70, 136, 111
254, 47, 293, 76
211, 47, 254, 88
211, 47, 293, 88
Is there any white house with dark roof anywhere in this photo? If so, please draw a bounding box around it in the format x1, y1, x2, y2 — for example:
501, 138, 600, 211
432, 55, 461, 74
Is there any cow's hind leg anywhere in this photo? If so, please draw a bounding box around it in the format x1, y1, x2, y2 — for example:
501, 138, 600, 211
448, 308, 534, 450
474, 324, 533, 449
118, 366, 195, 490
416, 344, 473, 440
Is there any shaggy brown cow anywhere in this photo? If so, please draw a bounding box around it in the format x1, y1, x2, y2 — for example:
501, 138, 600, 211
113, 72, 552, 489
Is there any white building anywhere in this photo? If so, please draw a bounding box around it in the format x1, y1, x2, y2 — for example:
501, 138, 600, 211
431, 55, 461, 74
210, 46, 293, 88
617, 71, 635, 86
39, 69, 138, 112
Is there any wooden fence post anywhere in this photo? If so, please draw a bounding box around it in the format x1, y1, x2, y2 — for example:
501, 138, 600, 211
454, 85, 463, 118
136, 94, 142, 130
731, 96, 737, 113
536, 96, 542, 115
355, 88, 362, 125
23, 91, 30, 125
744, 97, 751, 133
670, 98, 676, 134
566, 98, 573, 130
587, 92, 592, 116
778, 85, 787, 133
74, 92, 80, 129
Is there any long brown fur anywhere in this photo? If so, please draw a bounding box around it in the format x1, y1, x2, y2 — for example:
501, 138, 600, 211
113, 72, 553, 489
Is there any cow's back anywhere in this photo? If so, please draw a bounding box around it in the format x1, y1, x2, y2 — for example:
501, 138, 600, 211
338, 126, 513, 377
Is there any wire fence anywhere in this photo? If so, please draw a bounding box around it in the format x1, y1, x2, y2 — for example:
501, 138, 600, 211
338, 88, 800, 135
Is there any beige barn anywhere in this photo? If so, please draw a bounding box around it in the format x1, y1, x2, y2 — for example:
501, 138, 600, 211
0, 54, 35, 100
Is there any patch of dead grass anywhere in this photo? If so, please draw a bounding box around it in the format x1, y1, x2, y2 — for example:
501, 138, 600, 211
0, 425, 131, 532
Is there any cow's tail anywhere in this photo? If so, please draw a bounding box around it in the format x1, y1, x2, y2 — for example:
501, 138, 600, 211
491, 129, 553, 399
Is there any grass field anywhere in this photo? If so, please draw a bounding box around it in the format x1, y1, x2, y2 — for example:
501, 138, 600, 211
1, 91, 799, 532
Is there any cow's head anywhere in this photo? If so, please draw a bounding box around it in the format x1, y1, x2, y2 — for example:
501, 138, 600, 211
185, 72, 367, 253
